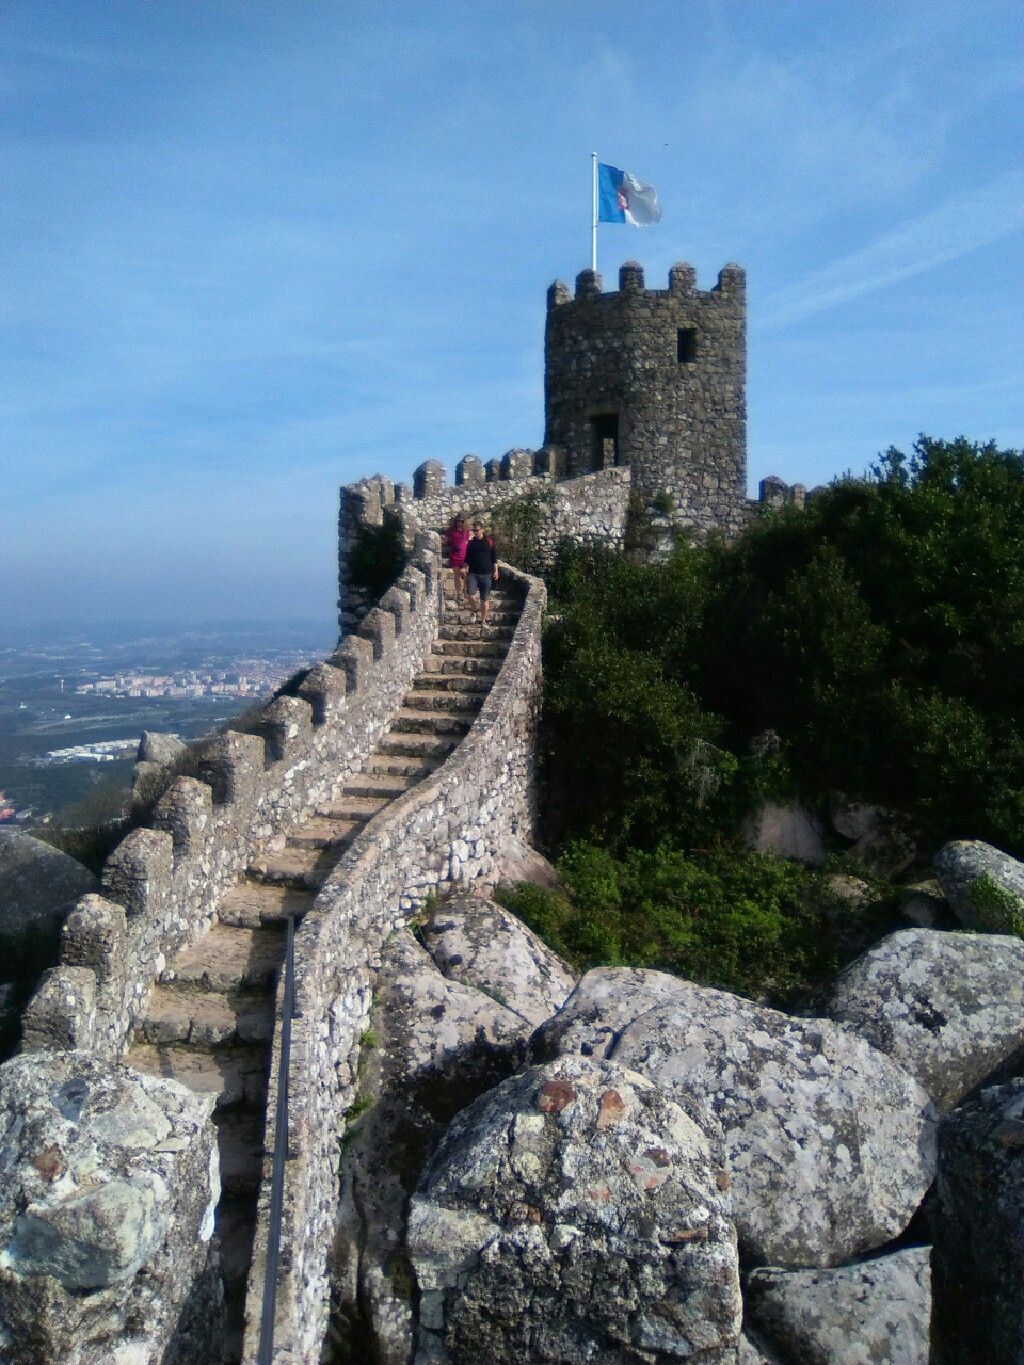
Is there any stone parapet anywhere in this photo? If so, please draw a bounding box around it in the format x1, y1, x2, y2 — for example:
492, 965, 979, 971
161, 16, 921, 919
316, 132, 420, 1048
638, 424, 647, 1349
21, 539, 446, 1062
243, 561, 546, 1364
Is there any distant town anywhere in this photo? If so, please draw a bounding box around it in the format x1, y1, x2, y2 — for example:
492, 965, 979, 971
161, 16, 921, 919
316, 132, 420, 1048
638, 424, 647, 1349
0, 621, 333, 824
75, 662, 284, 701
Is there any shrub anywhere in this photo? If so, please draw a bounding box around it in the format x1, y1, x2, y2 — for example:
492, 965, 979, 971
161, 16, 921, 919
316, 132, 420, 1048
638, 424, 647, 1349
490, 490, 553, 574
544, 436, 1024, 857
499, 841, 838, 1005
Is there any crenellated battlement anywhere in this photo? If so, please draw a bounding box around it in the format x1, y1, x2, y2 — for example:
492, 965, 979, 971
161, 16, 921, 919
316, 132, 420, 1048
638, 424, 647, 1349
23, 531, 448, 1061
546, 260, 746, 308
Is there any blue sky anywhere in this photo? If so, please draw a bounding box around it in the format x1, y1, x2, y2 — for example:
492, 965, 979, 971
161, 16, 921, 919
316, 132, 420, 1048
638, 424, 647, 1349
3, 1, 1022, 631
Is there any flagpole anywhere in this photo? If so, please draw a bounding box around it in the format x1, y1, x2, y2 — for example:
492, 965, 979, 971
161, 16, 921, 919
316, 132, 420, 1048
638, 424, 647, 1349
591, 152, 598, 274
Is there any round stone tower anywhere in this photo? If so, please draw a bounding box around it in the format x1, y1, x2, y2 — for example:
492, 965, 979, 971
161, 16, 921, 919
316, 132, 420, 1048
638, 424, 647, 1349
544, 260, 747, 535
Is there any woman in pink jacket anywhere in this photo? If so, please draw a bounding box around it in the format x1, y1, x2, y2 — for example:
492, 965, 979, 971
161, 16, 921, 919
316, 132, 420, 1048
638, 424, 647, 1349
444, 514, 470, 602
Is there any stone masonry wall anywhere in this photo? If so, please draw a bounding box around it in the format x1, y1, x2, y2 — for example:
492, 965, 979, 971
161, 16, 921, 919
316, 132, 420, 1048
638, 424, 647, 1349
545, 262, 749, 540
339, 462, 629, 635
22, 533, 447, 1062
243, 563, 546, 1364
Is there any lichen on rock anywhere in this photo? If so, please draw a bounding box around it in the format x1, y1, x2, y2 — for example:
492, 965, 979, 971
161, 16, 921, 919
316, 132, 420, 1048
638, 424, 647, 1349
0, 1051, 220, 1365
407, 1055, 741, 1363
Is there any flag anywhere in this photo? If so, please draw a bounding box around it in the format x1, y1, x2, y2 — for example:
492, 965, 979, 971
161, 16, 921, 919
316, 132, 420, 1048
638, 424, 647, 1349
597, 162, 662, 226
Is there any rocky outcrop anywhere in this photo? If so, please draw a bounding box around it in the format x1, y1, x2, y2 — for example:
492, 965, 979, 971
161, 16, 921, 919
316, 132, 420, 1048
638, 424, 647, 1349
741, 802, 826, 865
0, 829, 97, 973
495, 833, 561, 890
746, 1247, 930, 1365
809, 874, 892, 963
823, 928, 1024, 1110
534, 969, 938, 1267
0, 1051, 219, 1365
421, 895, 576, 1028
898, 879, 953, 930
931, 1077, 1024, 1364
408, 1055, 741, 1363
934, 839, 1024, 932
829, 797, 916, 876
332, 929, 527, 1363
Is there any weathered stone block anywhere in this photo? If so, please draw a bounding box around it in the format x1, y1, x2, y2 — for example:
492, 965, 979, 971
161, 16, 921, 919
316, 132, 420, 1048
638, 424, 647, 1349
102, 828, 174, 921
61, 895, 127, 986
456, 455, 485, 486
0, 1052, 220, 1364
296, 666, 344, 728
152, 776, 213, 861
196, 730, 264, 807
379, 585, 411, 637
332, 635, 374, 694
414, 460, 446, 498
253, 693, 316, 756
358, 607, 396, 661
20, 965, 97, 1052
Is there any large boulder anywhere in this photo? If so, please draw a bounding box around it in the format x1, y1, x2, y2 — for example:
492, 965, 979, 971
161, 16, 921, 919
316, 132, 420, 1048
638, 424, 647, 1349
0, 1051, 220, 1364
745, 1246, 930, 1365
933, 839, 1024, 933
822, 928, 1024, 1110
421, 895, 576, 1028
829, 797, 916, 876
0, 829, 98, 980
407, 1056, 742, 1363
931, 1077, 1024, 1364
741, 802, 826, 865
898, 879, 954, 930
334, 930, 527, 1364
496, 833, 561, 891
533, 969, 938, 1267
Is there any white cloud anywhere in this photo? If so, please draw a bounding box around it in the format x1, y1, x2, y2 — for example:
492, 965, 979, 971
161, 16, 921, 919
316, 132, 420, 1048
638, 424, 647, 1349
761, 170, 1024, 327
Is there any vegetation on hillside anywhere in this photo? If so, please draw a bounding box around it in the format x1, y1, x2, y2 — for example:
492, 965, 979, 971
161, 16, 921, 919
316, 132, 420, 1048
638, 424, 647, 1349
516, 436, 1024, 1002
544, 436, 1024, 858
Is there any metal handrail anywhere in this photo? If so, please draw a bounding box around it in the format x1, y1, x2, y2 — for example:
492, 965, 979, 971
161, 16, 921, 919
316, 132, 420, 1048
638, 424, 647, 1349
257, 911, 297, 1365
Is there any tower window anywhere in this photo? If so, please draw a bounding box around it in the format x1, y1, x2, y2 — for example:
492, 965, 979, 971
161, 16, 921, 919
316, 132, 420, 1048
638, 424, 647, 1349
590, 414, 620, 469
677, 328, 698, 363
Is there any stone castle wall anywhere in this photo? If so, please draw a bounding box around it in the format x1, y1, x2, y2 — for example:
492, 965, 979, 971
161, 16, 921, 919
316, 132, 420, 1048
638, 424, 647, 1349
22, 532, 447, 1060
339, 462, 629, 634
244, 560, 546, 1363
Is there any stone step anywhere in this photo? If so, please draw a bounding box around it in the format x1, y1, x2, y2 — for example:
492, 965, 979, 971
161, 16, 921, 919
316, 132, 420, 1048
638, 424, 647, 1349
216, 1111, 265, 1194
366, 755, 437, 780
126, 1043, 269, 1111
404, 689, 483, 714
425, 654, 502, 677
433, 639, 506, 659
248, 845, 334, 890
378, 732, 457, 761
412, 673, 491, 695
160, 923, 284, 993
390, 709, 473, 737
218, 879, 312, 929
342, 772, 417, 800
138, 986, 274, 1048
446, 610, 518, 628
317, 794, 389, 822
439, 624, 515, 642
285, 816, 362, 850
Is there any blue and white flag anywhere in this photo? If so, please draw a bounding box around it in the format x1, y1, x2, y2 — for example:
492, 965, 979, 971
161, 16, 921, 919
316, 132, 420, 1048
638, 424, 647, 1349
597, 162, 662, 226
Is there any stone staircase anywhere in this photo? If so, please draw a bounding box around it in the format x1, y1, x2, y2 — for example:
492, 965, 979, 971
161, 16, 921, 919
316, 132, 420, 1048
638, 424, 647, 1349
124, 574, 521, 1361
